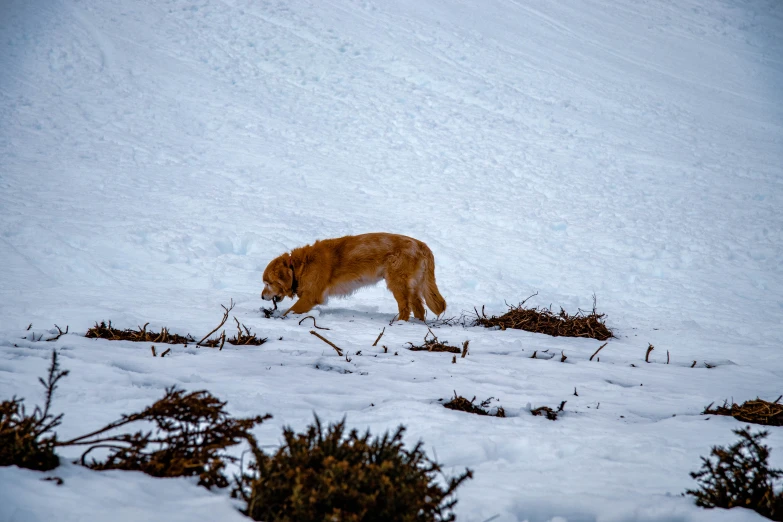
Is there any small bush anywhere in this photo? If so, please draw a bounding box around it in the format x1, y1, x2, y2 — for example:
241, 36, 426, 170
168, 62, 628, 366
473, 294, 613, 340
703, 397, 783, 427
686, 427, 783, 520
234, 417, 472, 522
531, 400, 567, 421
0, 351, 270, 490
407, 329, 462, 354
0, 351, 67, 471
73, 387, 270, 489
443, 394, 505, 417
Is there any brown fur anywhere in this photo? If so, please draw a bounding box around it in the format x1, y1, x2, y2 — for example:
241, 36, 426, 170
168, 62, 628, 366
261, 233, 446, 321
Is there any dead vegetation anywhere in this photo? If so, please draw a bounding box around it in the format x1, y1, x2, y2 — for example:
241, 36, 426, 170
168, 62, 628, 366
703, 397, 783, 427
473, 293, 613, 341
443, 393, 505, 417
85, 300, 266, 350
86, 321, 195, 345
531, 401, 567, 421
72, 387, 270, 489
1, 351, 270, 490
686, 427, 783, 520
233, 416, 472, 522
407, 329, 463, 354
0, 351, 67, 471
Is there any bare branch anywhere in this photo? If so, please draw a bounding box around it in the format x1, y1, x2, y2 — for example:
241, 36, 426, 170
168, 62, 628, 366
589, 342, 607, 361
198, 299, 234, 346
372, 327, 385, 347
310, 330, 343, 356
298, 315, 329, 330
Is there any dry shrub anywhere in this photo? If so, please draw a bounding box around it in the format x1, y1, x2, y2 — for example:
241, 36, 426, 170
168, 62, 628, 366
0, 351, 66, 471
234, 417, 472, 522
703, 397, 783, 427
686, 427, 783, 520
407, 329, 461, 354
86, 321, 195, 345
71, 388, 270, 489
473, 294, 613, 341
531, 401, 566, 421
1, 352, 270, 490
443, 394, 505, 418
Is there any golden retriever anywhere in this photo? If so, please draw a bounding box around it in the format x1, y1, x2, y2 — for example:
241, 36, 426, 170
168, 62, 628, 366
261, 233, 446, 321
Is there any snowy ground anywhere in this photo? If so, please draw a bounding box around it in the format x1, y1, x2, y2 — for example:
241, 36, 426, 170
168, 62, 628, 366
1, 0, 782, 520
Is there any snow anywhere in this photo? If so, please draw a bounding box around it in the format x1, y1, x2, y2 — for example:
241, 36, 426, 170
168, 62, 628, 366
1, 0, 782, 520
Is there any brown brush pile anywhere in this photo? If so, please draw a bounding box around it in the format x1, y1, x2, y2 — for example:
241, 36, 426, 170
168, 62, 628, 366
85, 303, 267, 350
443, 394, 505, 418
86, 321, 195, 344
233, 416, 472, 522
531, 401, 567, 421
686, 427, 783, 520
473, 294, 613, 341
0, 351, 67, 471
407, 329, 462, 354
703, 397, 783, 427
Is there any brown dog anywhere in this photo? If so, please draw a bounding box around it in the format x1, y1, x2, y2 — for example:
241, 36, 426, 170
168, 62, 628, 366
261, 233, 446, 321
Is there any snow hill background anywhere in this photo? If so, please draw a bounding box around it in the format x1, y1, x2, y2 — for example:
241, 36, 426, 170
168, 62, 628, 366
1, 0, 782, 520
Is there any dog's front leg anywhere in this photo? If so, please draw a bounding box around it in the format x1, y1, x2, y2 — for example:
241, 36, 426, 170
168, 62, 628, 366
283, 296, 318, 317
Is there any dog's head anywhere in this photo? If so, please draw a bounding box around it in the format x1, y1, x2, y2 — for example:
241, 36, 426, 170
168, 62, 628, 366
261, 254, 295, 303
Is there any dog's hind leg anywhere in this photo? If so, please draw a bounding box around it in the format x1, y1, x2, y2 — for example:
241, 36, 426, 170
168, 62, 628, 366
410, 293, 426, 321
387, 281, 412, 321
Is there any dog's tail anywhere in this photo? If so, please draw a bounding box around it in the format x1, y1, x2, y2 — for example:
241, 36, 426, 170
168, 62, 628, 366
422, 247, 447, 316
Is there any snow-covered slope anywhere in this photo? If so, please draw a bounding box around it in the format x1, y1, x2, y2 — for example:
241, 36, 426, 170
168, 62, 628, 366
1, 0, 782, 520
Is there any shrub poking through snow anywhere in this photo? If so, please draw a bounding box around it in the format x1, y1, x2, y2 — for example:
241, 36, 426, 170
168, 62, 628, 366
0, 351, 67, 471
703, 397, 783, 427
473, 294, 613, 341
686, 427, 783, 520
443, 394, 506, 417
67, 387, 271, 489
233, 416, 473, 522
86, 321, 195, 345
1, 351, 271, 489
407, 328, 462, 354
531, 401, 567, 421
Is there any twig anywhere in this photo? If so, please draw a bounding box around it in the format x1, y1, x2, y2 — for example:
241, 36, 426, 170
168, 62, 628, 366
645, 343, 654, 363
691, 360, 697, 368
298, 315, 329, 330
573, 387, 578, 396
46, 324, 69, 342
218, 330, 226, 351
388, 313, 399, 325
198, 299, 234, 346
530, 350, 537, 359
161, 347, 171, 357
452, 355, 456, 364
560, 350, 567, 362
27, 323, 33, 331
383, 345, 388, 353
151, 346, 157, 357
558, 400, 567, 412
666, 350, 670, 364
372, 327, 385, 346
461, 340, 469, 358
310, 330, 343, 356
589, 342, 607, 361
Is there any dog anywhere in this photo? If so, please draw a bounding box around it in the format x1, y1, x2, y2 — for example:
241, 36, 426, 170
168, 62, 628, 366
261, 233, 446, 321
